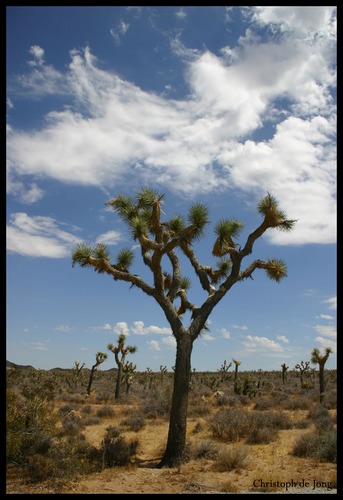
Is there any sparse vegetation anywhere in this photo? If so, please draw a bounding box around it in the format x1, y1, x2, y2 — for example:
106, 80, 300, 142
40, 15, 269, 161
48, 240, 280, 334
6, 363, 336, 494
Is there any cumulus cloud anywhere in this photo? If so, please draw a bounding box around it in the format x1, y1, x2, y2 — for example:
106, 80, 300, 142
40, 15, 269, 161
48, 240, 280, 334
147, 340, 161, 351
242, 335, 285, 353
7, 7, 336, 246
161, 336, 177, 349
219, 328, 231, 339
113, 322, 130, 336
314, 324, 336, 339
131, 321, 172, 335
314, 337, 336, 353
322, 297, 336, 311
96, 230, 123, 246
6, 213, 82, 258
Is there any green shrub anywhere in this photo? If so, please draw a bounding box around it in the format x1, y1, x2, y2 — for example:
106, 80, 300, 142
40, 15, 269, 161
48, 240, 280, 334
101, 426, 139, 467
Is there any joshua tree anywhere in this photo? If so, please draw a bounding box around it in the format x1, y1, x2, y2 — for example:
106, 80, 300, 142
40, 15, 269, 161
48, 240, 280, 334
294, 360, 311, 387
311, 347, 333, 403
108, 334, 137, 400
123, 361, 136, 395
232, 358, 242, 394
86, 352, 108, 396
160, 365, 168, 381
218, 359, 232, 382
72, 189, 296, 467
281, 363, 289, 384
67, 361, 85, 388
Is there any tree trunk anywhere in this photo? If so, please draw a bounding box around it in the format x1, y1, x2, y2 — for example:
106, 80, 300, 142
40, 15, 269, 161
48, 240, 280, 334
158, 333, 193, 468
115, 363, 123, 400
86, 367, 95, 396
319, 364, 325, 404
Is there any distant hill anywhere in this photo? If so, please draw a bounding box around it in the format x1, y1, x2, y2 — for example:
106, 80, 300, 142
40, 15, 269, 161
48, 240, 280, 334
6, 360, 35, 370
6, 360, 118, 372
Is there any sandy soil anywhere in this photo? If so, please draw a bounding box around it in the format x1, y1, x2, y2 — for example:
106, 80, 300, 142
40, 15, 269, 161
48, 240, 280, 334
6, 405, 337, 494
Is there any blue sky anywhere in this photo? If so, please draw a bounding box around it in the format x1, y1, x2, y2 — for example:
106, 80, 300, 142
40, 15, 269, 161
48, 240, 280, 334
6, 6, 336, 373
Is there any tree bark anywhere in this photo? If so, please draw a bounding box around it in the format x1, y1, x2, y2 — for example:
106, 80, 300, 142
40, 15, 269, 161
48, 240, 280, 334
158, 332, 193, 468
115, 363, 123, 400
86, 367, 95, 396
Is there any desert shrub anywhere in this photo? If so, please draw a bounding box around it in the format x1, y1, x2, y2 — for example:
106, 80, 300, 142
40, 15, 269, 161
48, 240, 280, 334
6, 389, 58, 465
192, 421, 204, 434
188, 397, 212, 416
207, 408, 250, 441
207, 409, 291, 444
83, 416, 101, 426
80, 404, 92, 415
120, 415, 145, 432
47, 434, 102, 478
95, 390, 114, 403
322, 390, 337, 410
101, 426, 139, 467
96, 405, 115, 418
214, 443, 250, 471
27, 454, 55, 483
253, 397, 273, 411
61, 418, 83, 435
189, 439, 219, 460
280, 397, 311, 410
141, 386, 172, 418
58, 403, 75, 416
219, 480, 240, 493
292, 430, 336, 463
293, 419, 311, 429
248, 410, 292, 431
308, 403, 330, 422
246, 427, 278, 444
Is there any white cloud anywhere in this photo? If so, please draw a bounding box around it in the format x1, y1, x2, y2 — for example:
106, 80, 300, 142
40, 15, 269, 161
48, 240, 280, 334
322, 297, 336, 311
249, 6, 336, 41
219, 328, 231, 339
232, 324, 248, 330
314, 324, 336, 339
96, 230, 123, 246
313, 337, 336, 353
161, 336, 177, 349
6, 213, 82, 258
110, 20, 130, 46
276, 335, 289, 344
147, 340, 161, 351
200, 333, 215, 341
28, 45, 45, 65
7, 8, 336, 245
175, 8, 187, 20
131, 321, 172, 335
317, 314, 334, 320
55, 325, 70, 332
113, 322, 130, 336
242, 335, 285, 353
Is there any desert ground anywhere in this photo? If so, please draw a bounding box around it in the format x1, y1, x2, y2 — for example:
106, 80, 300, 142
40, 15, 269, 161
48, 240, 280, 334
6, 368, 337, 494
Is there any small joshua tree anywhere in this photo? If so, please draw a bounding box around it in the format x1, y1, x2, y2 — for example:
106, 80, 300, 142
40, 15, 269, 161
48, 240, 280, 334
281, 363, 289, 384
232, 358, 241, 394
294, 360, 310, 387
218, 359, 232, 382
67, 361, 85, 389
86, 352, 108, 396
123, 361, 136, 395
108, 334, 137, 400
311, 347, 333, 404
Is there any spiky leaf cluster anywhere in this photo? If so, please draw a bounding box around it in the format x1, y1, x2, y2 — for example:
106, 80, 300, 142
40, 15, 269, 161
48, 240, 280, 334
213, 219, 244, 256
258, 192, 297, 230
264, 259, 287, 283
